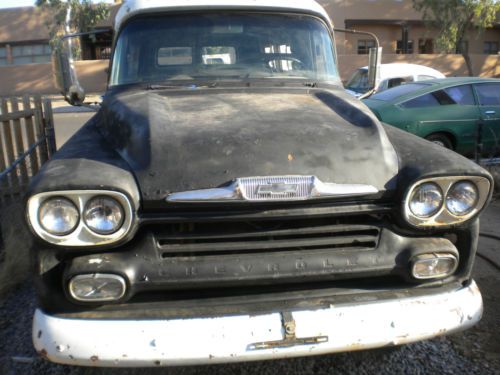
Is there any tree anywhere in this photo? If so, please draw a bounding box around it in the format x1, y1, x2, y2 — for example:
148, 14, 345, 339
36, 0, 110, 57
413, 0, 500, 76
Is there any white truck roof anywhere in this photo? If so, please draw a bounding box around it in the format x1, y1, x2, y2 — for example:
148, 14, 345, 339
360, 63, 445, 79
115, 0, 332, 31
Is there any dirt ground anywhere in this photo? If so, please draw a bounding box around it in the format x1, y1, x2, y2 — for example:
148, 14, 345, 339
0, 201, 32, 298
449, 200, 500, 370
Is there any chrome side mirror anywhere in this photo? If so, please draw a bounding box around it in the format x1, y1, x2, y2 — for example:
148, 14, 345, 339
367, 46, 383, 92
52, 39, 85, 106
332, 28, 381, 98
52, 29, 111, 106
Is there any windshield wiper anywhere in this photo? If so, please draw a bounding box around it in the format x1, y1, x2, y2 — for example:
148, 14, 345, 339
147, 84, 192, 90
147, 82, 220, 90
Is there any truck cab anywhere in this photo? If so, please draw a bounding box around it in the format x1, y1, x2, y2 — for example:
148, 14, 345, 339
28, 0, 492, 367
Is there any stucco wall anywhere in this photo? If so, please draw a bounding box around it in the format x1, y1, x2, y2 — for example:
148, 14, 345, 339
0, 55, 498, 97
339, 54, 500, 82
0, 60, 108, 97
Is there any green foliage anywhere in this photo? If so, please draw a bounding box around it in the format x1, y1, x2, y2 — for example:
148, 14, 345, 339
36, 0, 110, 53
413, 0, 500, 54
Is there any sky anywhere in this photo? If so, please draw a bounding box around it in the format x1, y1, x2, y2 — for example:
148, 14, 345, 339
0, 0, 36, 7
0, 0, 115, 9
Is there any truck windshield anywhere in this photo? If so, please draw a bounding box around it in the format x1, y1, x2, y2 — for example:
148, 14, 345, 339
110, 13, 340, 86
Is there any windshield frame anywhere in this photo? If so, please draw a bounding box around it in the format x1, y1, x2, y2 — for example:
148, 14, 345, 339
108, 11, 341, 88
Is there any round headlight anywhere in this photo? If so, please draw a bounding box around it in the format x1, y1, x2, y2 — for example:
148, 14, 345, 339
39, 198, 79, 236
446, 181, 478, 216
84, 196, 124, 235
409, 183, 443, 218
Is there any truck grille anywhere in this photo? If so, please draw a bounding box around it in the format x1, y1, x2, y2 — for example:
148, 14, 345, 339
155, 218, 381, 258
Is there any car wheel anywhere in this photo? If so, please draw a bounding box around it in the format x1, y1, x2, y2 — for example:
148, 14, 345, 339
425, 134, 453, 149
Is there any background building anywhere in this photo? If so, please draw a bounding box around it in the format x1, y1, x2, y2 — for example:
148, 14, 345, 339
321, 0, 499, 56
0, 7, 51, 66
0, 0, 498, 96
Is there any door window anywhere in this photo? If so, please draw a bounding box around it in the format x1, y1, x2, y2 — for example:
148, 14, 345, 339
387, 76, 413, 89
202, 47, 236, 65
443, 85, 475, 105
401, 85, 475, 108
475, 83, 500, 106
400, 93, 440, 108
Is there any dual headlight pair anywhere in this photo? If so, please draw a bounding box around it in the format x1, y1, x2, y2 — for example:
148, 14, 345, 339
27, 190, 134, 246
404, 176, 490, 227
39, 196, 123, 236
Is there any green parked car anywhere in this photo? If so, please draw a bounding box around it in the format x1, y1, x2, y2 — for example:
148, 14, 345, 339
363, 77, 500, 156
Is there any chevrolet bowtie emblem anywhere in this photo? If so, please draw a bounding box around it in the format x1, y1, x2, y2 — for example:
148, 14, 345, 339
256, 183, 299, 197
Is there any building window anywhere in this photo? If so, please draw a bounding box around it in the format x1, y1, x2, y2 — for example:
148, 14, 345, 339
0, 47, 7, 66
484, 41, 499, 55
11, 44, 51, 65
357, 39, 375, 55
418, 39, 434, 54
396, 40, 414, 54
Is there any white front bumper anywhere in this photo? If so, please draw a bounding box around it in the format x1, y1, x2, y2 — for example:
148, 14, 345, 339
33, 281, 482, 367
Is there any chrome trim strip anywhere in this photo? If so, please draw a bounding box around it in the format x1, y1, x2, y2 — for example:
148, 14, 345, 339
167, 176, 378, 203
27, 190, 135, 247
403, 176, 491, 227
419, 119, 477, 124
167, 185, 240, 202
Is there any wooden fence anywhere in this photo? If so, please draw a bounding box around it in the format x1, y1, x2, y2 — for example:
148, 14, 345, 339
0, 96, 56, 204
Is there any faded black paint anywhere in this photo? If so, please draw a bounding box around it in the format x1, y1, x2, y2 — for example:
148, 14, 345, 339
98, 87, 400, 207
27, 81, 493, 316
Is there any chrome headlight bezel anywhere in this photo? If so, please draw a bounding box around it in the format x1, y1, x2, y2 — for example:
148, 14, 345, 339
27, 190, 135, 247
403, 176, 491, 227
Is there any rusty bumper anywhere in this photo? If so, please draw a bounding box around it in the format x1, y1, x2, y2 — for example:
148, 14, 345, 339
32, 281, 483, 367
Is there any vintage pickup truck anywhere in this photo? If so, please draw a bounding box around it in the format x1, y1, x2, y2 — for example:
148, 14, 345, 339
27, 0, 493, 367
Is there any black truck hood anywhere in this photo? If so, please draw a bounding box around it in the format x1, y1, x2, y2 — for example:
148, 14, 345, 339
99, 87, 399, 206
